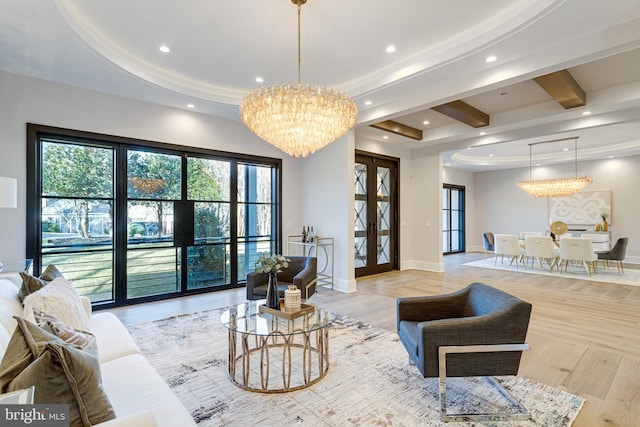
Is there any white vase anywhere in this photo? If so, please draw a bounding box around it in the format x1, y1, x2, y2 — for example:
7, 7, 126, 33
284, 285, 301, 310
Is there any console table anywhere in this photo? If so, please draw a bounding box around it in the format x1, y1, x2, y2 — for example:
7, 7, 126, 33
287, 235, 334, 290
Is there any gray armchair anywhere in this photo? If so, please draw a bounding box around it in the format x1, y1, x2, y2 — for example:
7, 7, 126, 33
246, 256, 317, 301
397, 282, 532, 421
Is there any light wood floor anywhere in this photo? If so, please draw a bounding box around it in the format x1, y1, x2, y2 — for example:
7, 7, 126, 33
108, 252, 640, 427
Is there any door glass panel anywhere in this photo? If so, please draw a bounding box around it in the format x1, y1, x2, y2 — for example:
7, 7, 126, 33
442, 211, 450, 230
41, 140, 115, 302
354, 162, 368, 268
127, 151, 181, 200
126, 200, 178, 299
452, 211, 459, 229
451, 189, 460, 210
354, 236, 367, 268
127, 148, 181, 299
451, 231, 461, 252
187, 157, 232, 290
237, 164, 274, 282
377, 166, 390, 197
377, 235, 390, 264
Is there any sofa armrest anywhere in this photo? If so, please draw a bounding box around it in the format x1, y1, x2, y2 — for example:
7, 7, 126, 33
94, 411, 157, 427
80, 296, 92, 318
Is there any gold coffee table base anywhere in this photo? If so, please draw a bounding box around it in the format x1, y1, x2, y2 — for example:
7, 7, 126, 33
228, 327, 330, 393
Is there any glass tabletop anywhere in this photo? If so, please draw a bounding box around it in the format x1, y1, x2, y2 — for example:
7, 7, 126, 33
220, 299, 336, 337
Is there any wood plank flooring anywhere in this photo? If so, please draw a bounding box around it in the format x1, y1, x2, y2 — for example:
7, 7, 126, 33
108, 252, 640, 427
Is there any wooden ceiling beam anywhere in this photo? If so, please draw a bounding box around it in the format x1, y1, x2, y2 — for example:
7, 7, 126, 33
370, 120, 423, 140
431, 100, 489, 128
533, 69, 586, 109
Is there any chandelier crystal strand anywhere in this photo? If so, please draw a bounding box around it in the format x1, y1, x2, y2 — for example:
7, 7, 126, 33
516, 176, 593, 198
239, 0, 358, 158
516, 136, 592, 198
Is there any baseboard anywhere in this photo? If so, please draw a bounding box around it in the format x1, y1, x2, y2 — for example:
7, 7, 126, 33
400, 260, 444, 272
333, 277, 357, 293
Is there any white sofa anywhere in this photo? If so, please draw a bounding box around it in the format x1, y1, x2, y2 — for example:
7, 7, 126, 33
0, 273, 196, 427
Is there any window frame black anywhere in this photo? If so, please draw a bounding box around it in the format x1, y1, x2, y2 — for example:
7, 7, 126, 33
26, 123, 283, 309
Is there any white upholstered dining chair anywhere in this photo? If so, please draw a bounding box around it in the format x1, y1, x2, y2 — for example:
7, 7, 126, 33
580, 233, 610, 252
559, 237, 598, 276
494, 234, 525, 268
524, 235, 559, 271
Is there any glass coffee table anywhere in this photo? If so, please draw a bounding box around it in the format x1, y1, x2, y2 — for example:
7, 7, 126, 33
220, 300, 335, 393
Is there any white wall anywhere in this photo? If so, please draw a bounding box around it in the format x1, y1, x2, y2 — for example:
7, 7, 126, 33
472, 156, 640, 263
299, 133, 355, 292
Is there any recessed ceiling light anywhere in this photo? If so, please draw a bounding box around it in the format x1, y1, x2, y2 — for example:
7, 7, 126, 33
386, 45, 396, 53
423, 120, 430, 125
536, 163, 541, 167
563, 148, 569, 151
444, 163, 451, 167
364, 100, 372, 106
608, 156, 614, 159
489, 154, 494, 157
383, 135, 389, 140
159, 45, 170, 53
255, 76, 264, 83
485, 55, 497, 63
479, 131, 486, 136
187, 104, 195, 109
466, 147, 472, 150
582, 111, 591, 115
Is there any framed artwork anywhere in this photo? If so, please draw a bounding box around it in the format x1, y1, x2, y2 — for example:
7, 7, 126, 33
548, 191, 612, 225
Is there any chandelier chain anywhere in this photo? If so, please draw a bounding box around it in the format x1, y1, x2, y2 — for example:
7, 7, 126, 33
297, 4, 301, 85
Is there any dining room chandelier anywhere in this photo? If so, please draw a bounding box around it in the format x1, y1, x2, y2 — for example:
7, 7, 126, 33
517, 137, 592, 198
239, 0, 358, 158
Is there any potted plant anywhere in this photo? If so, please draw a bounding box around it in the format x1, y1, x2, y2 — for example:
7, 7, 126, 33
255, 253, 290, 309
600, 212, 609, 231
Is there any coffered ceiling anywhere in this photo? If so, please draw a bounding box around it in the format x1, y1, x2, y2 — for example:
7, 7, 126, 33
2, 0, 640, 171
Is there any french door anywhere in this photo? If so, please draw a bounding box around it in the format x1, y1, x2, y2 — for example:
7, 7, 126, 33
442, 184, 465, 254
354, 151, 399, 277
27, 124, 280, 307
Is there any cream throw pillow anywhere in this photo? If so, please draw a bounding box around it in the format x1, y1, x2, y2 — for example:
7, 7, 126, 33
22, 278, 90, 331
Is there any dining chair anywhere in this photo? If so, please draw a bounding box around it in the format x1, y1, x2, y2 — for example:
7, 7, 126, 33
559, 237, 598, 276
482, 232, 495, 261
596, 237, 628, 274
494, 234, 525, 268
580, 233, 611, 252
524, 235, 559, 271
519, 231, 542, 241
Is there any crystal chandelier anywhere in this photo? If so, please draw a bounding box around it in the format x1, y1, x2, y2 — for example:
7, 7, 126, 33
240, 0, 358, 158
517, 137, 592, 198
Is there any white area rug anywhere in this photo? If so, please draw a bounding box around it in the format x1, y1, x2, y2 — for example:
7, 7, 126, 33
464, 257, 640, 287
128, 309, 584, 426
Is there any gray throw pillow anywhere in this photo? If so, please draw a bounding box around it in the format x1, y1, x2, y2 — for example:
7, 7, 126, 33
17, 264, 65, 302
0, 318, 115, 427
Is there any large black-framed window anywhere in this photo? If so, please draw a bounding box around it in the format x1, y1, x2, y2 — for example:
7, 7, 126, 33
26, 123, 282, 308
442, 184, 465, 254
